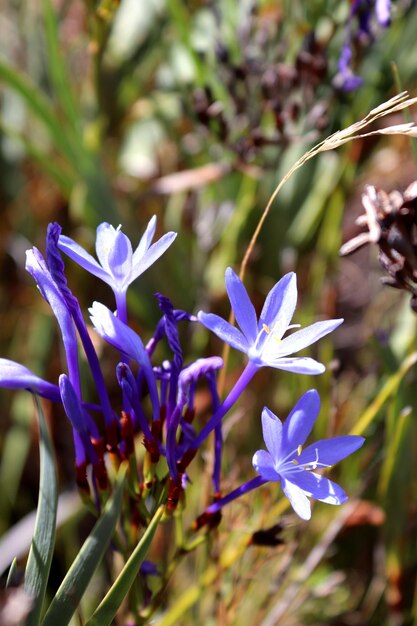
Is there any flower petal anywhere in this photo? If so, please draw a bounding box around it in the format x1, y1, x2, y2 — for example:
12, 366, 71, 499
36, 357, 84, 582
287, 471, 347, 506
272, 318, 344, 357
261, 406, 283, 460
259, 272, 297, 338
107, 229, 133, 287
252, 449, 281, 481
197, 312, 249, 353
282, 389, 320, 451
262, 356, 326, 375
59, 374, 88, 433
132, 215, 157, 264
89, 302, 160, 419
0, 359, 60, 401
95, 223, 118, 273
299, 435, 365, 467
224, 268, 258, 344
58, 235, 110, 283
90, 301, 142, 362
281, 477, 311, 520
131, 232, 177, 281
26, 248, 80, 393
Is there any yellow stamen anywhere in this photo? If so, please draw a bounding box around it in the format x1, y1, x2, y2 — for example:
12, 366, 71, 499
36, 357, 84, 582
292, 459, 298, 465
262, 324, 270, 334
297, 445, 303, 456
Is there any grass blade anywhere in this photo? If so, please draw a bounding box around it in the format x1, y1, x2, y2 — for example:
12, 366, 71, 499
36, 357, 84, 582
350, 351, 417, 436
6, 558, 18, 588
0, 59, 79, 166
23, 397, 58, 626
86, 505, 164, 626
42, 0, 80, 132
42, 464, 127, 626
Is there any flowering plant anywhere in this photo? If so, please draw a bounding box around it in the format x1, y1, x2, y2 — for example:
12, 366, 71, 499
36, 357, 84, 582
0, 218, 363, 624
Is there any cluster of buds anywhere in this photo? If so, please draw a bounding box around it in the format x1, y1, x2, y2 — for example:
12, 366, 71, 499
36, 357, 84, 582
340, 181, 417, 311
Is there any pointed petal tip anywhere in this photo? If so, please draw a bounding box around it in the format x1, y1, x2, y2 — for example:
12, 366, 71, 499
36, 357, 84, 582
225, 266, 239, 282
304, 388, 320, 402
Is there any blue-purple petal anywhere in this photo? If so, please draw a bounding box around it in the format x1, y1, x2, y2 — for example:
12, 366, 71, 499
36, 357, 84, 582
299, 435, 365, 467
197, 312, 249, 354
283, 389, 320, 451
58, 235, 109, 283
274, 318, 344, 357
261, 407, 283, 461
0, 359, 60, 401
224, 268, 258, 344
287, 471, 347, 506
258, 272, 297, 339
90, 302, 142, 362
263, 356, 326, 375
375, 0, 391, 26
252, 449, 280, 482
26, 248, 80, 394
107, 229, 133, 286
59, 374, 88, 434
95, 223, 117, 273
132, 215, 157, 263
89, 301, 160, 419
131, 232, 177, 281
281, 478, 311, 520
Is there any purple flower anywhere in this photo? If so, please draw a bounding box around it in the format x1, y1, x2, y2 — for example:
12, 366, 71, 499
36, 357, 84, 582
375, 0, 391, 27
58, 217, 176, 321
25, 247, 81, 394
59, 374, 99, 466
334, 41, 364, 92
252, 390, 364, 520
89, 301, 160, 420
198, 269, 343, 375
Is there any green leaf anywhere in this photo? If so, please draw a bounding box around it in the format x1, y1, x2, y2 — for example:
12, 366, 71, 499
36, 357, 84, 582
23, 397, 58, 626
0, 59, 79, 167
42, 464, 127, 626
6, 558, 18, 589
42, 0, 81, 132
0, 122, 75, 194
86, 505, 164, 626
350, 351, 417, 436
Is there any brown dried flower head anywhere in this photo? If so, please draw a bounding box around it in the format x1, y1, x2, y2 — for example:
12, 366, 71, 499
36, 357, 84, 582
340, 181, 417, 311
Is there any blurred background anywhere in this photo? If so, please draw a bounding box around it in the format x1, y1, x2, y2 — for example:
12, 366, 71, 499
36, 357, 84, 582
1, 1, 417, 624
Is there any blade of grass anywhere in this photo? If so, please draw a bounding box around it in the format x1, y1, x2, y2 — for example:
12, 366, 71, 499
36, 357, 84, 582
23, 397, 58, 626
350, 351, 417, 436
391, 63, 417, 166
0, 59, 79, 167
86, 505, 164, 626
42, 464, 127, 626
0, 122, 75, 194
42, 0, 81, 133
6, 558, 18, 588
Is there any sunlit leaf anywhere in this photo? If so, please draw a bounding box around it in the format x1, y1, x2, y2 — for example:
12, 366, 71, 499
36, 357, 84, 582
42, 464, 127, 626
23, 397, 58, 626
86, 505, 164, 626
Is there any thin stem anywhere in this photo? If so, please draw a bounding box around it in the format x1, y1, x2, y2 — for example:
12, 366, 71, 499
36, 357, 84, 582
115, 290, 128, 325
206, 476, 268, 514
192, 361, 257, 450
